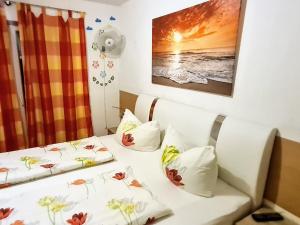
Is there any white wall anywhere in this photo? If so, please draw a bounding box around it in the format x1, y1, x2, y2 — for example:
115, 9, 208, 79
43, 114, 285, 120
119, 0, 300, 142
6, 0, 122, 136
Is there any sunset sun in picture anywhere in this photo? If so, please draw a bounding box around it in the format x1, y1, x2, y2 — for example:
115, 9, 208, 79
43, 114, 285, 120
173, 32, 182, 43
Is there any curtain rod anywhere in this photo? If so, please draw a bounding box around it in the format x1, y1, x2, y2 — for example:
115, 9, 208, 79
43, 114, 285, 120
8, 1, 85, 14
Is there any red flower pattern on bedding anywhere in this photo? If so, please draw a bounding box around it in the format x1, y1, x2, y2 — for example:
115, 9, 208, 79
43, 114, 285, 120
130, 179, 142, 187
0, 183, 11, 189
67, 212, 87, 225
144, 217, 156, 225
40, 164, 55, 169
84, 145, 95, 150
122, 133, 135, 146
165, 168, 184, 186
113, 172, 126, 180
10, 220, 25, 225
0, 208, 14, 220
97, 147, 108, 152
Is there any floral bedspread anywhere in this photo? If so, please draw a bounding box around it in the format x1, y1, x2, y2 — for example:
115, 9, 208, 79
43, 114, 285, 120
0, 166, 171, 225
0, 136, 114, 188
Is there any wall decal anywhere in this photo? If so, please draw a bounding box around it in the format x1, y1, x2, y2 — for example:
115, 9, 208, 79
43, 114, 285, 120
107, 61, 114, 69
92, 42, 98, 50
95, 18, 102, 23
92, 60, 99, 69
152, 0, 243, 96
93, 75, 115, 86
109, 16, 116, 21
86, 26, 93, 31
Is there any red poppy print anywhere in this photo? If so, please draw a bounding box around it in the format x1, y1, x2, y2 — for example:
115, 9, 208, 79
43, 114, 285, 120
10, 220, 25, 225
71, 179, 87, 185
130, 179, 142, 187
97, 147, 108, 152
49, 147, 60, 152
122, 133, 135, 146
165, 168, 184, 186
144, 217, 156, 225
40, 164, 55, 174
67, 212, 87, 225
40, 164, 55, 169
92, 60, 99, 69
0, 183, 11, 189
0, 168, 9, 173
113, 172, 126, 180
84, 145, 95, 150
0, 208, 14, 220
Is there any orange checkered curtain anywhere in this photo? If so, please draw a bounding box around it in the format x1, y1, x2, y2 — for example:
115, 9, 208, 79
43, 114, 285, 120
0, 6, 26, 152
17, 3, 93, 147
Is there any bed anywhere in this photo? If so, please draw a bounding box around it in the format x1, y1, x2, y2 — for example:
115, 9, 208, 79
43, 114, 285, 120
0, 94, 277, 225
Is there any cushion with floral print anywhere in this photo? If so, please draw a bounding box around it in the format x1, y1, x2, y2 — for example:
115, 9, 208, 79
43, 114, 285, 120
116, 109, 161, 151
161, 125, 218, 197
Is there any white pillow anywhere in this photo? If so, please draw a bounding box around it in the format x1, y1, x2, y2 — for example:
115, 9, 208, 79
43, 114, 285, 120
116, 109, 160, 151
161, 125, 218, 197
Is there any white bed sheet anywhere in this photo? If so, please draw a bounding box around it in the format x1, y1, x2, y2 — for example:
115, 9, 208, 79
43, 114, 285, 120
1, 135, 251, 225
100, 135, 251, 225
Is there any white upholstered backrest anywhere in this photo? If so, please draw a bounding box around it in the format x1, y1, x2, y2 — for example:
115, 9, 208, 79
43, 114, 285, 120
134, 94, 157, 123
216, 117, 276, 210
152, 98, 218, 146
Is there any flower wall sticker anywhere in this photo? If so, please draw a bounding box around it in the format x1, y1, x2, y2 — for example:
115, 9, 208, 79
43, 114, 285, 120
92, 75, 114, 86
109, 16, 116, 21
107, 61, 114, 69
92, 60, 99, 69
67, 212, 88, 225
95, 18, 102, 23
92, 42, 98, 51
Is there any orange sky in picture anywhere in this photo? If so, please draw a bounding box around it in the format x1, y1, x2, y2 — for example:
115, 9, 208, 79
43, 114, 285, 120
152, 0, 241, 53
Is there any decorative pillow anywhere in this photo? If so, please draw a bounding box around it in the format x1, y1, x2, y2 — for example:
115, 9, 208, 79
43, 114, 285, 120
116, 109, 161, 151
161, 125, 218, 197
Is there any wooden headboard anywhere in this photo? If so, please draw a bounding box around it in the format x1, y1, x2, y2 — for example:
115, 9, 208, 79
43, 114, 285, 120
119, 90, 300, 218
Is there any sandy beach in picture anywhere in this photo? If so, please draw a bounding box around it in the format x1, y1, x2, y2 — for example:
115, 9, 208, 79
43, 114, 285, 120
152, 0, 241, 95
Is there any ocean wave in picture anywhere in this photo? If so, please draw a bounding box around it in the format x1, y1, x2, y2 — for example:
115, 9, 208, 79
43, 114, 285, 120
152, 50, 236, 85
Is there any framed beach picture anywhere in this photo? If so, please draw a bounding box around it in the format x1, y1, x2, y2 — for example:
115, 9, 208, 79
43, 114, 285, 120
152, 0, 243, 96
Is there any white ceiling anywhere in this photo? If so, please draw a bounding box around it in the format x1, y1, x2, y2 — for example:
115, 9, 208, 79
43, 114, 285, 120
85, 0, 129, 6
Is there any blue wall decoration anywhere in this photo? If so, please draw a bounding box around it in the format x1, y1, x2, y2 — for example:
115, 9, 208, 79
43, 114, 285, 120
109, 16, 116, 21
95, 18, 102, 23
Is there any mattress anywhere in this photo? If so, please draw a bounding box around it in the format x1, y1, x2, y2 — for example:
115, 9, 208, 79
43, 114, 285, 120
100, 135, 252, 225
0, 135, 251, 225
